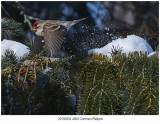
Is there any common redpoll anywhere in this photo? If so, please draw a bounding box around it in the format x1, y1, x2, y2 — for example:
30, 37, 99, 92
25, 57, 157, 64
33, 18, 87, 57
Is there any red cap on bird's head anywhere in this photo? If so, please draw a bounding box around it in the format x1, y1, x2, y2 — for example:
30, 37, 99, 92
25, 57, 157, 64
33, 22, 38, 27
33, 22, 38, 31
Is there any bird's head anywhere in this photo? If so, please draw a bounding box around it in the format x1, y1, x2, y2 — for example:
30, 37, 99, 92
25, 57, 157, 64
33, 20, 44, 36
33, 21, 38, 31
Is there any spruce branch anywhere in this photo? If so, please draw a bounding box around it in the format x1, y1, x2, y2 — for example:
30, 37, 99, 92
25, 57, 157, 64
2, 18, 23, 38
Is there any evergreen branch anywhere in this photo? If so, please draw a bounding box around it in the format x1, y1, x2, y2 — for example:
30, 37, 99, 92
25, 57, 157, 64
34, 62, 37, 81
28, 91, 33, 114
91, 90, 101, 114
119, 61, 126, 88
110, 103, 114, 115
83, 85, 97, 115
102, 90, 116, 114
130, 102, 136, 114
23, 63, 32, 87
2, 18, 23, 38
98, 91, 102, 115
18, 66, 23, 82
110, 89, 120, 101
6, 74, 13, 114
128, 73, 142, 107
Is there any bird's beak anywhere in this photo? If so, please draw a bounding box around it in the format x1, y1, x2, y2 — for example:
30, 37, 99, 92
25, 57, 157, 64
33, 28, 36, 31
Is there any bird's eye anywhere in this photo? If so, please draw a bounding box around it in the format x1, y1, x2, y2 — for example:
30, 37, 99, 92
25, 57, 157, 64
36, 26, 40, 28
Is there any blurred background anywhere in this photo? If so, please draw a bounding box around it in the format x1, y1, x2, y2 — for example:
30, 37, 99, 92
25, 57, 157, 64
1, 1, 159, 56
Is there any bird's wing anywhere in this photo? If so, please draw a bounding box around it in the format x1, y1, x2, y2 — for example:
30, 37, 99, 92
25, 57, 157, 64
33, 35, 44, 54
43, 25, 67, 57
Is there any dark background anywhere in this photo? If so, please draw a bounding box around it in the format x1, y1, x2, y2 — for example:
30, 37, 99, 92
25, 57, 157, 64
1, 1, 159, 55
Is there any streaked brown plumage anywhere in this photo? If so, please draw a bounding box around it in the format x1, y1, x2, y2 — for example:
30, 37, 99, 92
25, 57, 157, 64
33, 18, 87, 57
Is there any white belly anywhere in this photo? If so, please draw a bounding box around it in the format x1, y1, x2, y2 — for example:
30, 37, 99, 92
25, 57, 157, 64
35, 28, 44, 36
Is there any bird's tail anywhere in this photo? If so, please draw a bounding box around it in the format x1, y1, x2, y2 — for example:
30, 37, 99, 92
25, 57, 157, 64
68, 17, 87, 29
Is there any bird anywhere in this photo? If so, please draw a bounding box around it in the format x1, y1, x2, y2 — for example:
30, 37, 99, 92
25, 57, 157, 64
33, 18, 87, 57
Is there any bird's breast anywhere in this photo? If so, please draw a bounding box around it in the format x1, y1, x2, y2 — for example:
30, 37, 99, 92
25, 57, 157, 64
35, 27, 44, 37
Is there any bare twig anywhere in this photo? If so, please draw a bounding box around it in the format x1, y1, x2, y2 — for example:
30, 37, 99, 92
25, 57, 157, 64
15, 1, 39, 30
1, 4, 11, 17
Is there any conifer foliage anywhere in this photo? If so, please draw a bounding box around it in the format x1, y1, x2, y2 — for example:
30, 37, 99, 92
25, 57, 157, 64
77, 52, 159, 115
1, 49, 159, 115
2, 18, 23, 39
